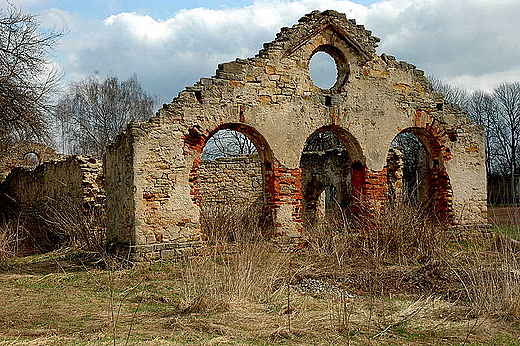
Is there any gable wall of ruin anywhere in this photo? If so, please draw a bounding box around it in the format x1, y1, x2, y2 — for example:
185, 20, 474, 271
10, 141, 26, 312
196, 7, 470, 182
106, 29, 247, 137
104, 10, 487, 257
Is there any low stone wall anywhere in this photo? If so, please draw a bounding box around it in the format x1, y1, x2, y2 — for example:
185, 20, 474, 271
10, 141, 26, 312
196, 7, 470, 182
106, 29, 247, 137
197, 155, 263, 206
0, 155, 104, 212
0, 141, 61, 182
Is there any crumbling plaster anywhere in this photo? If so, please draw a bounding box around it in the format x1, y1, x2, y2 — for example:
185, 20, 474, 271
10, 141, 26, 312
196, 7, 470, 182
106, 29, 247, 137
105, 10, 487, 257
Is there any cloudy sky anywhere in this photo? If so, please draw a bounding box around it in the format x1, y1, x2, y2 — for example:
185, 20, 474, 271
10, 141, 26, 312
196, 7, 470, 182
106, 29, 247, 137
3, 0, 519, 104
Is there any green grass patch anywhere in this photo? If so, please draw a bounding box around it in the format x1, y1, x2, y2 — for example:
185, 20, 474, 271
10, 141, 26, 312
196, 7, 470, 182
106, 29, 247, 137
492, 225, 520, 240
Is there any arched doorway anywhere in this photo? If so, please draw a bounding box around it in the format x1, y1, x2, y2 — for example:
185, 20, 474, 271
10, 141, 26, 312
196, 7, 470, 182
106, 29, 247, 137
300, 126, 365, 229
386, 128, 453, 222
192, 123, 274, 240
387, 131, 429, 204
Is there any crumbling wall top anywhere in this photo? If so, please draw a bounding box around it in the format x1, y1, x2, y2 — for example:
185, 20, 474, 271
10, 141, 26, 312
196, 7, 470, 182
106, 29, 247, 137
0, 141, 61, 182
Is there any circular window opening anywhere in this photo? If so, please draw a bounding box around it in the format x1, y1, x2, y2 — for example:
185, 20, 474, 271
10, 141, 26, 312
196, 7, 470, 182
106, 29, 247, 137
23, 152, 40, 166
309, 51, 338, 90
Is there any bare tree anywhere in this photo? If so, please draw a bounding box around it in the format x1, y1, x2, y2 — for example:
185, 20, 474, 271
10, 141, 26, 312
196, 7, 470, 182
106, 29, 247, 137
491, 82, 520, 204
55, 75, 155, 157
467, 90, 503, 176
202, 129, 257, 160
428, 75, 470, 109
0, 5, 63, 153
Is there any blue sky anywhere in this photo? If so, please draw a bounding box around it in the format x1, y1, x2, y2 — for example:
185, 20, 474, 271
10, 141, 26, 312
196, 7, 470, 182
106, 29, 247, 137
3, 0, 520, 104
24, 0, 380, 19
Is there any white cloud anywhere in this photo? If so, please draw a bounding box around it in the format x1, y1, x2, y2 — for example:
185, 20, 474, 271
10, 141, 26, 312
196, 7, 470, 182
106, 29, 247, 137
46, 0, 520, 103
52, 0, 367, 103
445, 68, 520, 93
366, 0, 520, 81
103, 13, 171, 42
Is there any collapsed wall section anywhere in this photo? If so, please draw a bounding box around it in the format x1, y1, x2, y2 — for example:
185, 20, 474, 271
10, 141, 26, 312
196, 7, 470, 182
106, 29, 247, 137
0, 141, 61, 182
0, 155, 104, 250
0, 155, 103, 209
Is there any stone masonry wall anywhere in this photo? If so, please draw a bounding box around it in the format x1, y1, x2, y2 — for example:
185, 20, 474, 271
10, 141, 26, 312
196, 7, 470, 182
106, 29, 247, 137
0, 141, 61, 182
104, 132, 136, 245
105, 10, 488, 258
0, 155, 104, 211
197, 155, 263, 206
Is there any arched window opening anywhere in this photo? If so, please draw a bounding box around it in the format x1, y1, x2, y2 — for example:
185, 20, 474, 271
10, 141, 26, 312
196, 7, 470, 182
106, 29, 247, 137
387, 132, 429, 204
300, 130, 353, 228
309, 51, 338, 90
23, 152, 40, 166
202, 129, 257, 160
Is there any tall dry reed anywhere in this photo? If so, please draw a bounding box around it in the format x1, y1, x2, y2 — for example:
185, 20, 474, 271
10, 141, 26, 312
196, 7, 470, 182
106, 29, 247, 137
0, 219, 23, 262
181, 202, 290, 312
304, 199, 448, 265
453, 233, 520, 318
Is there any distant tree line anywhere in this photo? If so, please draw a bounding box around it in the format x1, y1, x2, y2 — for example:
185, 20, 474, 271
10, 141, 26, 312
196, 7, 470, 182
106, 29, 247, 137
430, 77, 520, 204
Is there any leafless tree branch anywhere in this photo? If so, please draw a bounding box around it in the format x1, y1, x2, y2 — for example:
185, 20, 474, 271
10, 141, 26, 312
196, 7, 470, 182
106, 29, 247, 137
0, 5, 64, 153
54, 74, 155, 157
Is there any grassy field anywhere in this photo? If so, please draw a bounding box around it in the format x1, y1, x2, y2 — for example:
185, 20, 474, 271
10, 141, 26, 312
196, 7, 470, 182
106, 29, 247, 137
1, 203, 520, 345
1, 234, 520, 345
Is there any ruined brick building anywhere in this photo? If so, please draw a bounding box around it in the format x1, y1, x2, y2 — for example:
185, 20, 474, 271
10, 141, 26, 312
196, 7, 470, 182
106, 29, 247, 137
104, 10, 487, 259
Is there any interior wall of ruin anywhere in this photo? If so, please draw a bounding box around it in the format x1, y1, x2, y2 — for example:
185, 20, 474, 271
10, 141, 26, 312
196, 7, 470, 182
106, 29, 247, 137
197, 155, 263, 206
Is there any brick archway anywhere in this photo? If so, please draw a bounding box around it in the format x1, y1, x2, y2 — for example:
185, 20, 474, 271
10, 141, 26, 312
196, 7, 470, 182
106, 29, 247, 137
188, 123, 276, 234
386, 127, 454, 223
300, 125, 365, 228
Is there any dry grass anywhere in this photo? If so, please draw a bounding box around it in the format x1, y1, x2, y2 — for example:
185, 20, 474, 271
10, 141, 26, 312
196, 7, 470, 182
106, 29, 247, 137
179, 241, 291, 313
0, 197, 106, 255
0, 219, 23, 263
1, 202, 520, 345
451, 234, 520, 319
200, 199, 267, 244
304, 199, 448, 267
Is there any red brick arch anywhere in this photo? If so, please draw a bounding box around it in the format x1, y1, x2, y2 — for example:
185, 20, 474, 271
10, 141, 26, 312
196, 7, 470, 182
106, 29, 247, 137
387, 127, 454, 223
188, 122, 277, 232
299, 125, 366, 227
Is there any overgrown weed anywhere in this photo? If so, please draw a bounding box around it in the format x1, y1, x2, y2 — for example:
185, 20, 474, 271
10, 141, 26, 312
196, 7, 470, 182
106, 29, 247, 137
304, 199, 448, 267
0, 219, 23, 263
452, 233, 520, 319
178, 202, 293, 313
179, 238, 291, 313
0, 196, 106, 258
